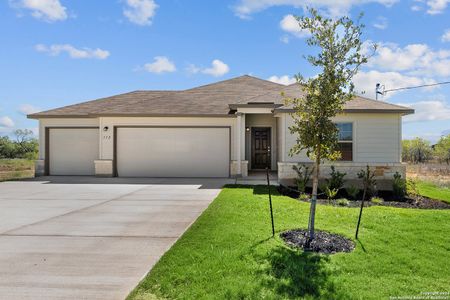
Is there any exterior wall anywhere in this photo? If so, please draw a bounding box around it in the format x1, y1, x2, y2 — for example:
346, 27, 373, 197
230, 161, 248, 177
283, 113, 402, 163
277, 112, 405, 190
245, 114, 278, 170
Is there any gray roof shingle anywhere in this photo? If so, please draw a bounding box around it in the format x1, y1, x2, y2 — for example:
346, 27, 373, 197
28, 75, 413, 119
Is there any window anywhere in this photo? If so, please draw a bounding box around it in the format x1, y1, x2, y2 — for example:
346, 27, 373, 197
336, 123, 353, 161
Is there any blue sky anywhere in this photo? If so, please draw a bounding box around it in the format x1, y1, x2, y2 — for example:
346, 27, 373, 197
1, 0, 449, 142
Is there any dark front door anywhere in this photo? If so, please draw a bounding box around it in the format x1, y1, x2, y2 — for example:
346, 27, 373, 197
251, 127, 271, 169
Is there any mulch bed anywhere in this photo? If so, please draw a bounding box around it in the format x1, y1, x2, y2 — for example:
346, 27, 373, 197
278, 185, 450, 210
280, 229, 355, 254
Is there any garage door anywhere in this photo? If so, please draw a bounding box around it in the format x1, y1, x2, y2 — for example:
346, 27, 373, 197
48, 128, 99, 175
116, 127, 230, 177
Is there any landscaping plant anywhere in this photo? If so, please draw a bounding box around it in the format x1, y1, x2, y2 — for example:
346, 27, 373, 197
285, 8, 373, 242
292, 164, 313, 194
370, 197, 384, 204
326, 165, 346, 192
392, 171, 406, 200
336, 198, 350, 206
345, 185, 360, 200
355, 165, 376, 239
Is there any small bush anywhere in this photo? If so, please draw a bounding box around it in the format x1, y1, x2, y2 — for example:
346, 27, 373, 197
321, 184, 338, 201
336, 198, 350, 206
298, 193, 310, 201
345, 185, 359, 200
357, 165, 377, 200
326, 166, 346, 191
392, 172, 406, 199
406, 179, 418, 197
370, 197, 384, 204
292, 164, 313, 193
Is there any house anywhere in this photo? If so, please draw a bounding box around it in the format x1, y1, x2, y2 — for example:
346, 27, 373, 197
28, 75, 414, 188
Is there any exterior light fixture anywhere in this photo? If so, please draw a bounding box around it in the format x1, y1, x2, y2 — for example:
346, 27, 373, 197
246, 127, 250, 132
103, 126, 109, 132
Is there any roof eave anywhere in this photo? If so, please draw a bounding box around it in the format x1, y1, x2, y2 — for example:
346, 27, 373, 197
28, 113, 237, 119
274, 108, 415, 115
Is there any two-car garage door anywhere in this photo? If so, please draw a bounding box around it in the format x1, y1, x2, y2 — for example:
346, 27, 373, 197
47, 126, 230, 177
116, 127, 230, 177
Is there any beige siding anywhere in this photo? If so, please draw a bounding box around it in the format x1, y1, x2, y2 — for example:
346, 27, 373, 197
283, 113, 402, 163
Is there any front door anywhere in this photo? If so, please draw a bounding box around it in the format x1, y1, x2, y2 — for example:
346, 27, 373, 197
251, 127, 271, 169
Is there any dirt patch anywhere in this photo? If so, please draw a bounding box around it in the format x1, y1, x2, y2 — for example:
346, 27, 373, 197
281, 229, 355, 254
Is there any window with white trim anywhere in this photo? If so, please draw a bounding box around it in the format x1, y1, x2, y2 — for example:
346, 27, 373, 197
336, 123, 353, 161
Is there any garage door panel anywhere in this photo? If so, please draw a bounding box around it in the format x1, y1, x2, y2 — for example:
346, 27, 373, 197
117, 127, 229, 177
49, 128, 99, 176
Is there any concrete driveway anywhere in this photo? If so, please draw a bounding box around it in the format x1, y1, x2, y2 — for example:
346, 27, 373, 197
0, 177, 232, 300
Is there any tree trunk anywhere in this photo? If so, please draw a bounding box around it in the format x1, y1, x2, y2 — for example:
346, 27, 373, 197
308, 154, 321, 243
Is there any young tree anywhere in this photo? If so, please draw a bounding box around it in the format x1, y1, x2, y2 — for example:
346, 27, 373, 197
434, 134, 450, 165
285, 9, 373, 242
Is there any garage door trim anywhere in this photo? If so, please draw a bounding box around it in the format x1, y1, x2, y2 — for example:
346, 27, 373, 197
44, 126, 100, 176
113, 126, 232, 177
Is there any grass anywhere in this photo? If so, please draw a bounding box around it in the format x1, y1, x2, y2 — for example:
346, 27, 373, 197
416, 180, 450, 204
128, 185, 450, 300
0, 159, 34, 181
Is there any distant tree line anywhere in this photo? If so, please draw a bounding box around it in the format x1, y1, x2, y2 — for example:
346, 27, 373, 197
0, 129, 38, 160
402, 135, 450, 164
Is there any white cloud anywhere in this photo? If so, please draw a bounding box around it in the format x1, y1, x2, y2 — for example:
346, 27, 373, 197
143, 56, 176, 73
0, 116, 15, 128
425, 0, 449, 14
402, 99, 450, 122
11, 0, 67, 22
188, 60, 230, 77
35, 44, 110, 59
373, 16, 388, 30
18, 104, 40, 115
442, 29, 450, 42
280, 14, 310, 38
123, 0, 158, 26
353, 70, 435, 99
364, 41, 450, 77
232, 0, 398, 18
268, 75, 297, 85
280, 35, 290, 44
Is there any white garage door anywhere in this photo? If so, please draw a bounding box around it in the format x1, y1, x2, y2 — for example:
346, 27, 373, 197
116, 127, 230, 177
48, 128, 99, 175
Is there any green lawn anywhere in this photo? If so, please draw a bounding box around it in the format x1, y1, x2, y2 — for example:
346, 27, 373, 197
0, 159, 34, 181
416, 181, 450, 204
129, 185, 450, 300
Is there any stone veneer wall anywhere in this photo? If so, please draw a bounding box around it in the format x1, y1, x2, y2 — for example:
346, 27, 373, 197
278, 162, 406, 191
230, 160, 248, 177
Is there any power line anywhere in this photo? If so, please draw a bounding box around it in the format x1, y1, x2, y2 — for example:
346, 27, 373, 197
384, 81, 450, 93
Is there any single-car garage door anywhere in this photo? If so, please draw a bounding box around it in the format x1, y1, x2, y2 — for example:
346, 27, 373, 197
116, 127, 230, 177
47, 128, 99, 175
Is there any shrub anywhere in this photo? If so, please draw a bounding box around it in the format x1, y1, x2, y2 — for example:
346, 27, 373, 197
298, 193, 310, 202
292, 164, 313, 193
336, 198, 349, 206
357, 165, 377, 200
326, 166, 346, 191
370, 197, 384, 204
406, 179, 418, 197
392, 172, 406, 199
321, 185, 339, 202
345, 185, 359, 200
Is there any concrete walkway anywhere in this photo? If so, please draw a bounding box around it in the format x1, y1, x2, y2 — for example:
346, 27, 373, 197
0, 177, 232, 300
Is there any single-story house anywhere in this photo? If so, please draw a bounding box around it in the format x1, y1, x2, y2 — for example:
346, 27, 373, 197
28, 75, 414, 188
